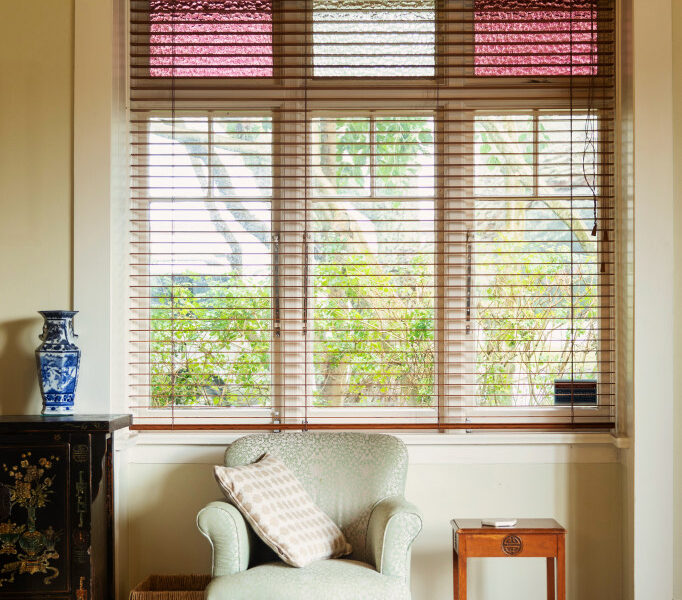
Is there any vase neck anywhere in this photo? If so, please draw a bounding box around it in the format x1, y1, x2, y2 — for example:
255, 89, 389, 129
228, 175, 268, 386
39, 315, 79, 349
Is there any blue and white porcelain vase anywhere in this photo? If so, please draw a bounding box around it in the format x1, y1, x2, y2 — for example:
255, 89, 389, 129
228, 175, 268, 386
36, 310, 81, 414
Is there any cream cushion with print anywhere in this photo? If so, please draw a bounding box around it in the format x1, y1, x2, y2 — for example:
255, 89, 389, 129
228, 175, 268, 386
214, 453, 351, 568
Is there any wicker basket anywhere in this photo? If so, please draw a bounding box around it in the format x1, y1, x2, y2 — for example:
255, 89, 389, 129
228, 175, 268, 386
129, 575, 211, 600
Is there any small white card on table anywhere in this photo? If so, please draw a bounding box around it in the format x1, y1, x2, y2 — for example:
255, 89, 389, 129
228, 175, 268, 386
481, 519, 518, 528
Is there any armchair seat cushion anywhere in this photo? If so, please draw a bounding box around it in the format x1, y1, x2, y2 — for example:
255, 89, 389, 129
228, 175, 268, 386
204, 559, 410, 600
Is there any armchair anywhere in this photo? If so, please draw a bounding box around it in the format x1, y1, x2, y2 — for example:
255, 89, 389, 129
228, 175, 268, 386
197, 432, 422, 600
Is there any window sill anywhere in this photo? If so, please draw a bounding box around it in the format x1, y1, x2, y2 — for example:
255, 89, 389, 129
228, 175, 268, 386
115, 430, 627, 465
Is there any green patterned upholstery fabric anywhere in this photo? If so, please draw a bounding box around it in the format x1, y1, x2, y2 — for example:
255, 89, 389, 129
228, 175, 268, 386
197, 433, 422, 599
366, 495, 422, 582
204, 559, 410, 600
197, 501, 252, 575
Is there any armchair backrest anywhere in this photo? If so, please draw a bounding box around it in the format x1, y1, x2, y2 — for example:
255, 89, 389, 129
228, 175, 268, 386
224, 432, 408, 563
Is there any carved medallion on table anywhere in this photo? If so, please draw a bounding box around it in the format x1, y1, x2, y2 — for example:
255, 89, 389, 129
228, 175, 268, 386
501, 534, 523, 556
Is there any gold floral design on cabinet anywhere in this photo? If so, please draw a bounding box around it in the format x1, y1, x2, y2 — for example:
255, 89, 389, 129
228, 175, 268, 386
0, 453, 61, 586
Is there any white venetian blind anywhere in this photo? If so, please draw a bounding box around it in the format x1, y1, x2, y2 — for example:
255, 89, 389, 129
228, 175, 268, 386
129, 0, 615, 431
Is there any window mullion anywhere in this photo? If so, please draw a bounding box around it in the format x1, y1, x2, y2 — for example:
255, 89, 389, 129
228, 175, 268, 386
533, 109, 539, 197
271, 111, 282, 428
436, 105, 446, 430
276, 1, 309, 426
275, 100, 307, 426
442, 103, 475, 429
370, 113, 377, 197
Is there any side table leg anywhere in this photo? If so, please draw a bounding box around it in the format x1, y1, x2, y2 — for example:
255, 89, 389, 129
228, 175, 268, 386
453, 547, 459, 599
546, 557, 555, 600
457, 555, 467, 599
452, 531, 467, 599
557, 536, 566, 600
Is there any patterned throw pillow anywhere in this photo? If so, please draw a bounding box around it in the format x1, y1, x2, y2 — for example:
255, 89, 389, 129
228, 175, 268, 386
213, 453, 352, 568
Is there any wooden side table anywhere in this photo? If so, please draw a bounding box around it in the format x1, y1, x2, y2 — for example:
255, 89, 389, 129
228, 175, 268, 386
451, 518, 566, 600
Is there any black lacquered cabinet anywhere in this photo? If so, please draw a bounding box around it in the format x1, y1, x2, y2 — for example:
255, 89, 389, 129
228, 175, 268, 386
0, 415, 131, 600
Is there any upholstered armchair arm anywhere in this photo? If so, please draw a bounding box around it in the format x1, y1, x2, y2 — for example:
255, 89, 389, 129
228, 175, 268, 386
197, 501, 251, 577
366, 495, 422, 582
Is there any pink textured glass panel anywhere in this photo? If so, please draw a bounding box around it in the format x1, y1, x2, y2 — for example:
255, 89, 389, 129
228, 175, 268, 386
474, 0, 598, 76
150, 0, 273, 77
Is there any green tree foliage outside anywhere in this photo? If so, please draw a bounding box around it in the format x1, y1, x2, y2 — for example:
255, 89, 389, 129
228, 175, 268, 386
150, 275, 271, 406
309, 116, 435, 406
473, 115, 600, 406
148, 114, 600, 409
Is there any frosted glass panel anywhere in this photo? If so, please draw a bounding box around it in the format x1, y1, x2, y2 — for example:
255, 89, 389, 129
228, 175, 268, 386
149, 0, 273, 77
474, 0, 599, 76
313, 0, 436, 77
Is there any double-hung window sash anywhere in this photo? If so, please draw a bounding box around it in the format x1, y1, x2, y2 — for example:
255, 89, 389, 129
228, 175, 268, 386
129, 0, 616, 431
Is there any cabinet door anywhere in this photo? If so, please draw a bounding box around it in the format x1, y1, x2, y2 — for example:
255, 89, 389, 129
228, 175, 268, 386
0, 435, 71, 596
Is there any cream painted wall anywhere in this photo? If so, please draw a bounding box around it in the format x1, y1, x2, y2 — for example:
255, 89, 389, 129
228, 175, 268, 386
0, 0, 74, 415
616, 0, 634, 596
124, 455, 621, 600
632, 0, 675, 597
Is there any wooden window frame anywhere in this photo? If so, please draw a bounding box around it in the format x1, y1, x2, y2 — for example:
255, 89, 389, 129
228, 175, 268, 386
128, 0, 615, 431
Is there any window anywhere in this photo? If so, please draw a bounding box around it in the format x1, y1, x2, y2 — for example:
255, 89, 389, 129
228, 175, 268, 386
473, 112, 603, 407
146, 0, 274, 77
312, 0, 437, 77
129, 0, 615, 430
130, 114, 276, 425
473, 0, 601, 76
309, 115, 436, 409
